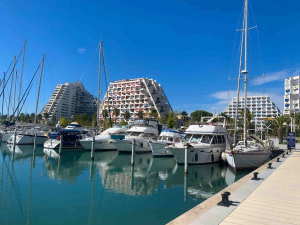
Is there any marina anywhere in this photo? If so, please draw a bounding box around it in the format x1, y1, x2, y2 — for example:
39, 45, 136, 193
0, 143, 253, 225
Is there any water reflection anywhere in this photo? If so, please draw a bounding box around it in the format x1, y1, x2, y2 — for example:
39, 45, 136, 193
0, 144, 254, 225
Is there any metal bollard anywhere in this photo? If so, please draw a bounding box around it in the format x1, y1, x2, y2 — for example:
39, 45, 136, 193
91, 136, 95, 160
184, 146, 188, 173
252, 172, 259, 180
286, 151, 289, 155
282, 154, 285, 158
224, 192, 231, 202
59, 134, 63, 155
221, 194, 227, 204
131, 139, 135, 165
277, 158, 280, 162
268, 163, 272, 169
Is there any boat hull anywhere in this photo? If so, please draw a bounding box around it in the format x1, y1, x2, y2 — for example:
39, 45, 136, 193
113, 139, 152, 153
167, 147, 224, 164
7, 134, 47, 145
225, 151, 271, 170
80, 139, 116, 150
44, 139, 84, 150
149, 142, 173, 157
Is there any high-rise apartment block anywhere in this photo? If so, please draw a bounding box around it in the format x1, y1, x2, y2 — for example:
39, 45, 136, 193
223, 95, 282, 130
99, 78, 172, 122
41, 82, 97, 120
284, 76, 300, 115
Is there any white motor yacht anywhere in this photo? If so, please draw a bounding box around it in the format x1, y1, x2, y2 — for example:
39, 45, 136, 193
7, 127, 48, 146
64, 122, 93, 139
112, 119, 159, 153
167, 116, 229, 164
80, 125, 128, 150
149, 129, 183, 157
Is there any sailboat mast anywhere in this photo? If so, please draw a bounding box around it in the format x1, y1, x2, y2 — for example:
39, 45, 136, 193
34, 55, 45, 129
8, 56, 16, 121
2, 72, 5, 123
96, 42, 102, 135
17, 39, 26, 120
243, 0, 248, 144
12, 70, 18, 122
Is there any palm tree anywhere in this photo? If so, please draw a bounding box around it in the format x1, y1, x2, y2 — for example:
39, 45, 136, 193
181, 111, 188, 125
102, 110, 108, 119
113, 108, 120, 118
149, 108, 158, 118
43, 112, 49, 123
137, 110, 144, 119
37, 114, 42, 124
275, 116, 286, 143
124, 111, 130, 121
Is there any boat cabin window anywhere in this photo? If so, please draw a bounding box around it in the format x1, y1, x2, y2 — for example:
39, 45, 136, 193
201, 135, 213, 144
190, 134, 202, 143
160, 136, 167, 141
182, 134, 192, 142
117, 132, 126, 135
211, 136, 218, 144
168, 137, 173, 142
217, 135, 225, 144
130, 132, 142, 137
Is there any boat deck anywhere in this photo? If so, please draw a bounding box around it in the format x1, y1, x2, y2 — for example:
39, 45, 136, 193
168, 150, 300, 225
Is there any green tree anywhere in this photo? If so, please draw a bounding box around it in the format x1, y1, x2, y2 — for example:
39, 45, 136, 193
166, 112, 177, 129
137, 110, 144, 119
30, 113, 35, 123
124, 111, 130, 121
113, 108, 120, 117
190, 110, 213, 122
51, 114, 57, 125
60, 117, 68, 127
120, 120, 128, 126
149, 108, 158, 118
102, 110, 108, 119
43, 112, 49, 123
37, 114, 42, 123
181, 111, 188, 124
275, 116, 287, 143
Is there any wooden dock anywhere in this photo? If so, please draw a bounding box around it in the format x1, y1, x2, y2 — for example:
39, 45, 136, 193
220, 150, 300, 225
169, 150, 300, 225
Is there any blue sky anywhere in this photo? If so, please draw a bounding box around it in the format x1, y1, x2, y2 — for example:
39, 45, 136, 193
0, 0, 299, 116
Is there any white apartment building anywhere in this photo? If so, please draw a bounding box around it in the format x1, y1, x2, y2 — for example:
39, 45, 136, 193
284, 76, 300, 115
41, 82, 97, 120
223, 95, 282, 130
99, 78, 172, 122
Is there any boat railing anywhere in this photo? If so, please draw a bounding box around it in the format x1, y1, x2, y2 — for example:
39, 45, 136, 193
189, 122, 224, 128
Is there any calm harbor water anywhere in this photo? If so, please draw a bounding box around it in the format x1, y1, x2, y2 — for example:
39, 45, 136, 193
0, 143, 252, 225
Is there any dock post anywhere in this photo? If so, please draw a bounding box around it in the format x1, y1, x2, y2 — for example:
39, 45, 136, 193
59, 134, 62, 155
184, 172, 188, 203
184, 146, 188, 173
91, 136, 95, 160
131, 139, 135, 166
13, 131, 17, 150
33, 133, 37, 151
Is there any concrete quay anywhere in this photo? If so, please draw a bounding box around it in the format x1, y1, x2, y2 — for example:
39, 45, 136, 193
168, 150, 299, 225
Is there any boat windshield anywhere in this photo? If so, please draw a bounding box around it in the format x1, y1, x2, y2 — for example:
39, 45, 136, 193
182, 134, 192, 142
130, 132, 142, 137
201, 135, 213, 144
190, 134, 202, 143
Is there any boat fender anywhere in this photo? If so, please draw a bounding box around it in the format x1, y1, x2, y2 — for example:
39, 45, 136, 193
211, 153, 214, 162
195, 152, 198, 162
57, 135, 60, 140
141, 143, 143, 148
221, 152, 227, 162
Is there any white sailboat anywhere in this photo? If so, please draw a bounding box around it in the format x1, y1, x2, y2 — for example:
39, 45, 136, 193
225, 0, 271, 170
